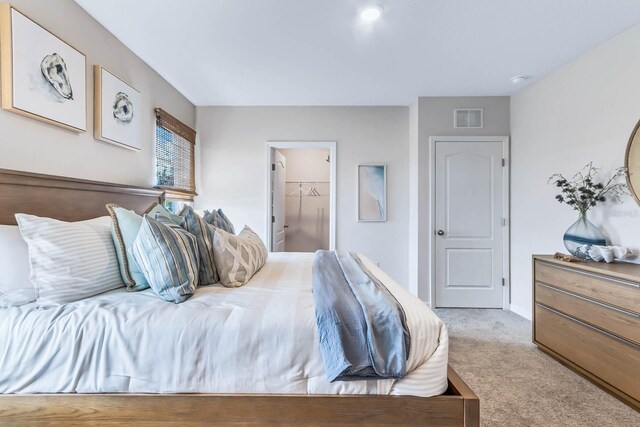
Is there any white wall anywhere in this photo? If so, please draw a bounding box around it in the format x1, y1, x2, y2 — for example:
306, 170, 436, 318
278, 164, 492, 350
278, 148, 330, 252
196, 106, 410, 285
0, 0, 195, 187
409, 97, 511, 304
511, 24, 640, 320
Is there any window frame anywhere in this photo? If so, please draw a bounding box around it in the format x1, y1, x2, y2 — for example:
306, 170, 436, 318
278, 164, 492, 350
154, 108, 197, 201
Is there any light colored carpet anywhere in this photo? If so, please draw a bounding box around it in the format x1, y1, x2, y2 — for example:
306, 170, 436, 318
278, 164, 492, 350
435, 308, 640, 427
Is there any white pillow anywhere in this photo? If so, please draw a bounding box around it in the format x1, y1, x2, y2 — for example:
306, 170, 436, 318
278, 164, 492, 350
0, 225, 35, 307
15, 214, 124, 305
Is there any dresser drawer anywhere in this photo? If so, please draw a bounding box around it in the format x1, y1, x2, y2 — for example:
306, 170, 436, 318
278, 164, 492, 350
535, 283, 640, 346
535, 304, 640, 401
535, 260, 640, 315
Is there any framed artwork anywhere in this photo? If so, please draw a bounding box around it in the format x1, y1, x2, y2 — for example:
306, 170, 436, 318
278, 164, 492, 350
358, 164, 387, 222
94, 66, 142, 150
0, 4, 87, 132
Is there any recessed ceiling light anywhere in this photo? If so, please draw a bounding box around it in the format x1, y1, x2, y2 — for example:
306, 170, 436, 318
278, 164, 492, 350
361, 5, 383, 22
510, 75, 530, 84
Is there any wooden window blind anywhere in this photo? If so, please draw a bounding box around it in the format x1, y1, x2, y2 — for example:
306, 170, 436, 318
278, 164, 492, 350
155, 108, 197, 200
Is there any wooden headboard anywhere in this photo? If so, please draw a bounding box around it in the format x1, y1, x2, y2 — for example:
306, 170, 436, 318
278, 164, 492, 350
0, 169, 164, 225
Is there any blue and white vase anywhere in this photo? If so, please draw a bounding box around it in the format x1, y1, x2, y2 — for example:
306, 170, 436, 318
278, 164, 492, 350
563, 212, 606, 260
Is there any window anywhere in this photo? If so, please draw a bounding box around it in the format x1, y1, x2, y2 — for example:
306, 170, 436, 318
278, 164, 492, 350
155, 108, 197, 203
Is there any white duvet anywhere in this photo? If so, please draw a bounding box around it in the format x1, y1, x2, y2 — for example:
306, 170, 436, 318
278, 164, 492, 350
0, 252, 448, 396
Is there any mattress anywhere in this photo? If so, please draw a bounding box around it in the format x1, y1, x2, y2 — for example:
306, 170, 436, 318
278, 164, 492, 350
0, 252, 448, 396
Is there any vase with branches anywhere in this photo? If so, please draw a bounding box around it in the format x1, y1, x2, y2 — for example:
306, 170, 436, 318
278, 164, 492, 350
548, 163, 628, 259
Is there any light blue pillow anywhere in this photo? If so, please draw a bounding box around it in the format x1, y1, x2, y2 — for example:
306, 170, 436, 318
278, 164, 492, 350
131, 215, 199, 304
106, 202, 183, 291
179, 206, 219, 285
217, 209, 235, 234
204, 209, 235, 234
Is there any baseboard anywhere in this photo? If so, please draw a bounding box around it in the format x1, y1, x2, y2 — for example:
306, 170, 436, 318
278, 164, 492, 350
508, 304, 532, 320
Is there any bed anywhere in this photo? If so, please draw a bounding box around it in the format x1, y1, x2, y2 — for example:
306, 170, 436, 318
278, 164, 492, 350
0, 168, 479, 426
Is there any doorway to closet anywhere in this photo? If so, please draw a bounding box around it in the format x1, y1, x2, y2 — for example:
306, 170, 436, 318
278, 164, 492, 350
266, 141, 336, 253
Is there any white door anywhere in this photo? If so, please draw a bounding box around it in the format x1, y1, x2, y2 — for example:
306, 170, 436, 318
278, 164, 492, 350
271, 150, 286, 252
434, 140, 504, 308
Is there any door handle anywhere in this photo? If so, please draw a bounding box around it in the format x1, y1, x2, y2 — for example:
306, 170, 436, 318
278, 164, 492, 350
284, 225, 289, 228
437, 229, 445, 236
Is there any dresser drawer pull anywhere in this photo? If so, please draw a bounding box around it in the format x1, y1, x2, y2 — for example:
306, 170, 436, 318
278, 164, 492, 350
537, 303, 640, 347
538, 261, 640, 289
536, 282, 640, 318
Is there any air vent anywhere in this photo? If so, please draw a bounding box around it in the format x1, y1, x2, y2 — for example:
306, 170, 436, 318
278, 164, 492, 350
454, 109, 483, 128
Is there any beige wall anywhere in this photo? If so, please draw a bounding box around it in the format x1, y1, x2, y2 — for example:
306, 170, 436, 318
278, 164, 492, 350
408, 100, 420, 295
0, 0, 195, 187
278, 148, 330, 183
195, 106, 410, 285
409, 97, 511, 303
510, 24, 640, 320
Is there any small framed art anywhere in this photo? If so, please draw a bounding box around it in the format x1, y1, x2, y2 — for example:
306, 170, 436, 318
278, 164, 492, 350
358, 164, 387, 222
94, 65, 142, 150
0, 4, 87, 132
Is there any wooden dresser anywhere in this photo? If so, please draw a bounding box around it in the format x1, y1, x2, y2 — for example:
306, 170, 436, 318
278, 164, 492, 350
532, 255, 640, 411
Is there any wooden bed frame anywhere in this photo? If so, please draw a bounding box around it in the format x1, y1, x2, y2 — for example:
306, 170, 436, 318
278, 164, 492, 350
0, 168, 479, 426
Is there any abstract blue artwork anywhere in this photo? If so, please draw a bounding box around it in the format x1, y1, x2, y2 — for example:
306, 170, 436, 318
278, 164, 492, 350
358, 164, 386, 221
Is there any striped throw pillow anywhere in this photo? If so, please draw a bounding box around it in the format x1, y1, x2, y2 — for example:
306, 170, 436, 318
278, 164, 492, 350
15, 214, 123, 305
131, 216, 199, 303
179, 206, 219, 285
212, 226, 267, 288
106, 202, 184, 292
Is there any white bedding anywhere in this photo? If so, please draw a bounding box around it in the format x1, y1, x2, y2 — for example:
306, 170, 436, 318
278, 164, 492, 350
0, 252, 448, 396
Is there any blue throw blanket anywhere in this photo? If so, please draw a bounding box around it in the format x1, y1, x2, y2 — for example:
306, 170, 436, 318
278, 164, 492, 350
312, 250, 411, 381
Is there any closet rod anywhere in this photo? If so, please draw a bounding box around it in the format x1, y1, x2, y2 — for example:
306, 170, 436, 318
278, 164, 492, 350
285, 181, 330, 184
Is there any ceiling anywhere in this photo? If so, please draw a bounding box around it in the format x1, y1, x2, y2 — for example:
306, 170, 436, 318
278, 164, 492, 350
74, 0, 640, 106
